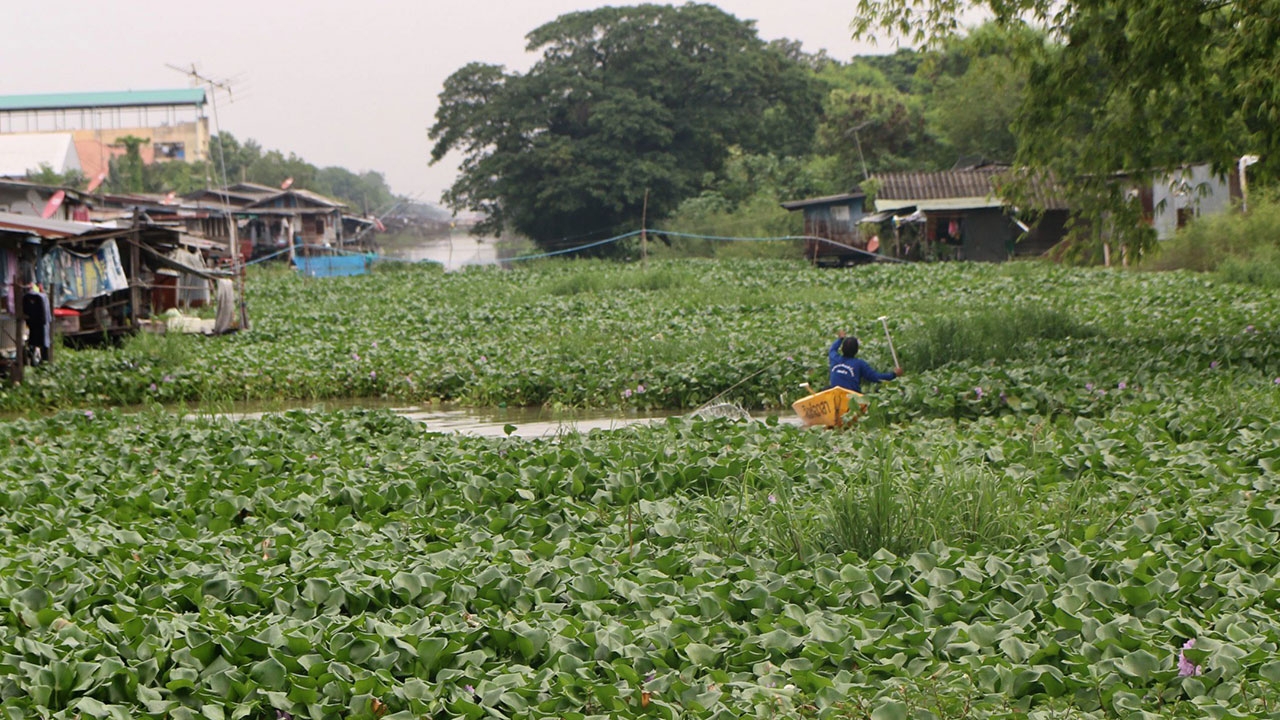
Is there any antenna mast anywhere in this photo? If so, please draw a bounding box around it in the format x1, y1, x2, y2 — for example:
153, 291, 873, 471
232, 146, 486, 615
167, 62, 249, 329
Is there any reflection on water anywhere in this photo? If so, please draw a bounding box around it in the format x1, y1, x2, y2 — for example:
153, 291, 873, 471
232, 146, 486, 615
378, 231, 501, 272
185, 398, 797, 438
187, 398, 675, 438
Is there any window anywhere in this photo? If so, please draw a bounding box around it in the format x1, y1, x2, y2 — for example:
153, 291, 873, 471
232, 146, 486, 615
831, 205, 851, 223
154, 142, 185, 160
315, 219, 325, 236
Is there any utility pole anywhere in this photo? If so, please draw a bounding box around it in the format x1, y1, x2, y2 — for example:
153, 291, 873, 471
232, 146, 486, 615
167, 62, 249, 330
850, 121, 872, 181
641, 188, 649, 269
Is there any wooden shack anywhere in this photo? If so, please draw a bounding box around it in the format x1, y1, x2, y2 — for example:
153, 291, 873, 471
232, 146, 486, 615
871, 165, 1069, 262
779, 192, 869, 266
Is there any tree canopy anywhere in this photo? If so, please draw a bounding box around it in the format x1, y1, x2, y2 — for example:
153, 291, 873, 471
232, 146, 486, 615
429, 3, 823, 251
852, 0, 1277, 257
77, 132, 397, 214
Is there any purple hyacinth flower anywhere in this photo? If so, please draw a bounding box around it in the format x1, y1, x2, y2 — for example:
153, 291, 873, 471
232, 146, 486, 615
1178, 639, 1203, 677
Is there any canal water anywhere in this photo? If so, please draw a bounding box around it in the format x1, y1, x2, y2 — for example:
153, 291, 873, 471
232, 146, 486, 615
184, 399, 798, 439
377, 231, 501, 271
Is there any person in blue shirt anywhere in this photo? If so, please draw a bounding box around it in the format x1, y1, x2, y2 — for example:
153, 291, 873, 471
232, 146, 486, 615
829, 329, 902, 392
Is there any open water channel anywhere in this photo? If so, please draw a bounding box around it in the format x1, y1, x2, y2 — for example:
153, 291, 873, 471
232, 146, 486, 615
177, 398, 799, 438
377, 231, 501, 271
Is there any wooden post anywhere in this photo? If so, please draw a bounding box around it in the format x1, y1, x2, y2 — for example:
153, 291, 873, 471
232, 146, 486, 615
130, 225, 142, 329
11, 274, 23, 385
641, 188, 649, 269
46, 282, 55, 364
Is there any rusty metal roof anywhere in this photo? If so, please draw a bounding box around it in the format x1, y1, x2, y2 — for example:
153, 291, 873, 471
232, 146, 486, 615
873, 165, 1068, 210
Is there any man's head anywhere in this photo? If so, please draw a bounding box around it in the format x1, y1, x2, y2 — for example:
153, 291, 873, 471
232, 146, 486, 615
841, 336, 859, 358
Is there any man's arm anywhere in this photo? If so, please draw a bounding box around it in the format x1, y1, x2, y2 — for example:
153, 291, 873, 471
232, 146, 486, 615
860, 359, 899, 384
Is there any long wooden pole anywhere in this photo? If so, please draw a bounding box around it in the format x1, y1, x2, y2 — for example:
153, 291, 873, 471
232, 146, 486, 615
641, 188, 649, 269
11, 273, 23, 385
130, 219, 142, 330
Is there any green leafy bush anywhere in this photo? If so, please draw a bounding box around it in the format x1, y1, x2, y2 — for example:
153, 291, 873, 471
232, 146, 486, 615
1143, 193, 1280, 287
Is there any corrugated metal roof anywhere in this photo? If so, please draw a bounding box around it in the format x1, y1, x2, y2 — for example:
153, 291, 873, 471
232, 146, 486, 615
780, 192, 865, 211
874, 166, 1008, 201
187, 185, 346, 210
876, 198, 1004, 212
0, 89, 206, 112
874, 165, 1068, 210
0, 133, 81, 177
227, 182, 280, 194
287, 189, 345, 208
0, 210, 97, 238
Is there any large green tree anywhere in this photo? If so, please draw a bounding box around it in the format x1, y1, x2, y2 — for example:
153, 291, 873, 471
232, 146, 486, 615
429, 3, 823, 251
917, 23, 1044, 164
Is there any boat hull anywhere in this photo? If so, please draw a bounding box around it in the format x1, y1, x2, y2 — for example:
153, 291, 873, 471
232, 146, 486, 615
791, 387, 867, 428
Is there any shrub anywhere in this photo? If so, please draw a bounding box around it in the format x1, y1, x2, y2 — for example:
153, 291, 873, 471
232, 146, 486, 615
1143, 192, 1280, 286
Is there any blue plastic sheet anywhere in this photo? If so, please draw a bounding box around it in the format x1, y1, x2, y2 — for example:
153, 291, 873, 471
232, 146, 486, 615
296, 254, 371, 278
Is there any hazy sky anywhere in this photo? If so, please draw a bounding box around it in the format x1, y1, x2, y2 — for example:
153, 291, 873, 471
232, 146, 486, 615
3, 1, 896, 207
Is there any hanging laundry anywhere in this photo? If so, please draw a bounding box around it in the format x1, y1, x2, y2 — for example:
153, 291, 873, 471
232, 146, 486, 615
167, 247, 212, 306
36, 239, 129, 309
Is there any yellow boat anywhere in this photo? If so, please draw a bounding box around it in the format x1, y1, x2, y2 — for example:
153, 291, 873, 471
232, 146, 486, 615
791, 386, 868, 428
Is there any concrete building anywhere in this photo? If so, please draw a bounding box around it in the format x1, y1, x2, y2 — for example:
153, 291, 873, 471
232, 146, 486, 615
1142, 164, 1237, 241
0, 89, 209, 179
0, 133, 81, 178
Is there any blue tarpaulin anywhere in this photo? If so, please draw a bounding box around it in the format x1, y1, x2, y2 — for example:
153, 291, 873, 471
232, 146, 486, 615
297, 254, 371, 278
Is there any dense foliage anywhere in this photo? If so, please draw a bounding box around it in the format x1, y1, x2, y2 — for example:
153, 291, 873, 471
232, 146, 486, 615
851, 0, 1276, 257
1, 260, 1275, 421
429, 4, 823, 252
208, 134, 397, 215
81, 132, 397, 213
1141, 193, 1280, 289
427, 3, 1057, 247
1, 358, 1277, 718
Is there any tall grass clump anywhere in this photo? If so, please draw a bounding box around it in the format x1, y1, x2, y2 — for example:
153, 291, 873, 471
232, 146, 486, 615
1143, 193, 1280, 287
121, 330, 197, 368
819, 454, 1033, 558
901, 305, 1095, 370
546, 272, 606, 296
545, 266, 691, 295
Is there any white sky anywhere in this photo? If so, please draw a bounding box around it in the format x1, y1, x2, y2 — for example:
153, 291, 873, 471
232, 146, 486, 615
2, 1, 899, 206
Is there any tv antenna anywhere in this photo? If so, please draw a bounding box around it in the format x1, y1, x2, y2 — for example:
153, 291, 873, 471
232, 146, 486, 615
166, 61, 249, 328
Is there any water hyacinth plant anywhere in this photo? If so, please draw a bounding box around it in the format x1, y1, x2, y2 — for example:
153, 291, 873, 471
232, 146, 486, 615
0, 259, 1273, 416
0, 258, 1278, 718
